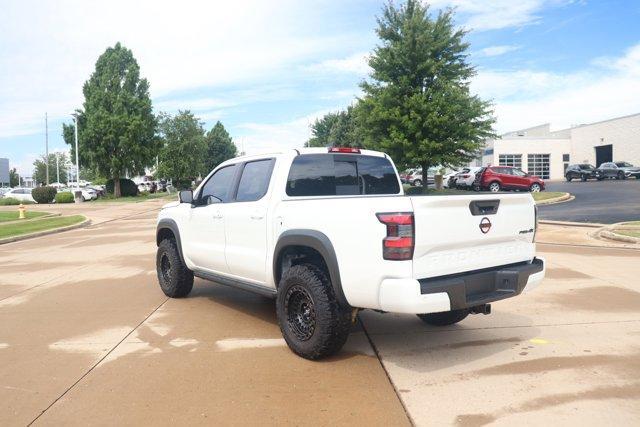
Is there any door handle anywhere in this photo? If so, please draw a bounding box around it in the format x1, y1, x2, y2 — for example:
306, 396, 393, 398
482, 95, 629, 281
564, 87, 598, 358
212, 211, 223, 219
250, 213, 264, 220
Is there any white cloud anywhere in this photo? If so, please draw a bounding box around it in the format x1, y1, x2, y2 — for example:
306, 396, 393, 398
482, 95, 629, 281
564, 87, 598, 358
471, 43, 640, 133
478, 45, 521, 57
306, 52, 370, 75
0, 0, 350, 139
236, 109, 334, 154
428, 0, 572, 31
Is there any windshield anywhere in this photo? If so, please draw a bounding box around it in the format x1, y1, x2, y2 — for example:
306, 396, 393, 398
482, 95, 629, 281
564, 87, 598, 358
579, 164, 594, 170
615, 162, 632, 167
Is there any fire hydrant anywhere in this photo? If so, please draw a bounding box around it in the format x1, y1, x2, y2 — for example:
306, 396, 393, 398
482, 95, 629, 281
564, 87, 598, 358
18, 203, 26, 220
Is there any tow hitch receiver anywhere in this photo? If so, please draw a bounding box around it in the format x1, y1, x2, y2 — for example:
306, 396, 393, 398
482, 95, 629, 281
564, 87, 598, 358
470, 304, 491, 315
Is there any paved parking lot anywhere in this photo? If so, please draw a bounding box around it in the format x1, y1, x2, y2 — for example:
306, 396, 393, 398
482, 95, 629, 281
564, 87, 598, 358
1, 201, 639, 425
540, 179, 640, 224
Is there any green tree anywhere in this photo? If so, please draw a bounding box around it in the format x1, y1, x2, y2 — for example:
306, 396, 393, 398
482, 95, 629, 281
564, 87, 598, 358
358, 0, 495, 174
204, 121, 237, 173
306, 106, 362, 148
9, 168, 19, 187
156, 111, 207, 182
63, 42, 158, 197
33, 153, 69, 185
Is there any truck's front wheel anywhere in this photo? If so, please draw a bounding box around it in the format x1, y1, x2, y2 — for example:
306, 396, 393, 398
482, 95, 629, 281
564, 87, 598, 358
277, 264, 351, 360
417, 309, 469, 326
156, 238, 193, 298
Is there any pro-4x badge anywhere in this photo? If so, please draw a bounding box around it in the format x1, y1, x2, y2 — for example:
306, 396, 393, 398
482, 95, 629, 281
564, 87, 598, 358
479, 217, 491, 234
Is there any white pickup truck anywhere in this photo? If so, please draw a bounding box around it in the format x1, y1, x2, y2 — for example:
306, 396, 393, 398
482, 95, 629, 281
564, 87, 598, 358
156, 147, 545, 359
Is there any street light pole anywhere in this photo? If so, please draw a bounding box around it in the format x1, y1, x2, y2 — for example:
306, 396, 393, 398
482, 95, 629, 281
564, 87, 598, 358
73, 115, 80, 189
56, 152, 60, 184
45, 112, 49, 185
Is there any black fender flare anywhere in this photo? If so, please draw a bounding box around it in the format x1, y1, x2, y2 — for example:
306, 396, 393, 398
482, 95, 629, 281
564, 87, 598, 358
156, 218, 186, 265
273, 229, 348, 307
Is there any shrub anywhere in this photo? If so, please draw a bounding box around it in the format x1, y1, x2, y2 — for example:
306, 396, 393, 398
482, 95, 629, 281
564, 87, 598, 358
405, 186, 426, 195
106, 178, 139, 197
0, 197, 22, 206
32, 186, 57, 204
172, 179, 193, 190
55, 192, 75, 203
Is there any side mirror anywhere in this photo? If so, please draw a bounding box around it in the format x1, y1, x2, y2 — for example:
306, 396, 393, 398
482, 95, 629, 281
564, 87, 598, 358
178, 190, 193, 204
205, 195, 222, 205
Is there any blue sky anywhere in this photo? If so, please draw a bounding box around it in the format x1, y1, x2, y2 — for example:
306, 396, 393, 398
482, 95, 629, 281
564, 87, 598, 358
2, 0, 640, 175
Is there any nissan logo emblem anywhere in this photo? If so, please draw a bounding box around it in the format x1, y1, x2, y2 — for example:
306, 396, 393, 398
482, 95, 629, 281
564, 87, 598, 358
479, 217, 492, 234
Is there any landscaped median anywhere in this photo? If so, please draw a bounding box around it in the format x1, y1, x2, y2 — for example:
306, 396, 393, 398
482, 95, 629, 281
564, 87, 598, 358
0, 214, 89, 244
403, 185, 571, 205
599, 221, 640, 244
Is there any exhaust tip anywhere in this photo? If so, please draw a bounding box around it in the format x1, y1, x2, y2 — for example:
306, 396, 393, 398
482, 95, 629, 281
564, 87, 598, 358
471, 304, 491, 315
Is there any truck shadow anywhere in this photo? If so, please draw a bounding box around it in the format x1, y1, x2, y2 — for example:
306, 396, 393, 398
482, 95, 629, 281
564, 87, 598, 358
358, 310, 541, 374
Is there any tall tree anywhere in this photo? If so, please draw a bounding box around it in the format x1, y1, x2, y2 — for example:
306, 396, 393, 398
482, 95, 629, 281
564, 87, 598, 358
306, 106, 362, 148
33, 153, 69, 185
156, 111, 207, 183
358, 0, 495, 174
204, 121, 237, 173
64, 42, 158, 197
9, 168, 19, 187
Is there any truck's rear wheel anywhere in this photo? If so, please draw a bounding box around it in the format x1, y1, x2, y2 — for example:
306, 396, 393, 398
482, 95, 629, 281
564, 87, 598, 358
276, 264, 351, 360
417, 309, 469, 326
156, 238, 193, 298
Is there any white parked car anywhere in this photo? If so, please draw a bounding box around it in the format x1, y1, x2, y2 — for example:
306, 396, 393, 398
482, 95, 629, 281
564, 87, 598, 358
442, 169, 460, 188
155, 147, 545, 359
2, 188, 36, 203
61, 188, 97, 201
454, 167, 483, 189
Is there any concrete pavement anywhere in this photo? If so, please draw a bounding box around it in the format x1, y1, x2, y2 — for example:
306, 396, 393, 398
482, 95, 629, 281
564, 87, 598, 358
1, 199, 639, 426
363, 243, 640, 425
0, 201, 408, 426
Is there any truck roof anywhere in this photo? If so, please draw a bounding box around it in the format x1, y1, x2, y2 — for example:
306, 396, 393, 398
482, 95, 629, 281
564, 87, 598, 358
218, 147, 387, 167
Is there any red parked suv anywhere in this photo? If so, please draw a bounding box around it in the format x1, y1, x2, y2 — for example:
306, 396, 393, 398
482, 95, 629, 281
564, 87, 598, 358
474, 166, 545, 192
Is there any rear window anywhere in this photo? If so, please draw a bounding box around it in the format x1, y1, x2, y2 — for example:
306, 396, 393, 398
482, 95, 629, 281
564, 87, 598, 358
286, 154, 400, 197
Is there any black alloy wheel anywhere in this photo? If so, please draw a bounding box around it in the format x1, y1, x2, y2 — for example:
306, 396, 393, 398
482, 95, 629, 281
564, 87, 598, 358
285, 285, 316, 341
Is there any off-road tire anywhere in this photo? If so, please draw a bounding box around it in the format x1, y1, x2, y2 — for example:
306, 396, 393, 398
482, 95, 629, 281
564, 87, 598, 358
156, 238, 193, 298
417, 309, 470, 326
276, 264, 351, 360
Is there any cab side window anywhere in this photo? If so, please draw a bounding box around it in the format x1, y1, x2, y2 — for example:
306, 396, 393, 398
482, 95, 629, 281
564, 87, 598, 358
236, 159, 274, 202
200, 165, 237, 204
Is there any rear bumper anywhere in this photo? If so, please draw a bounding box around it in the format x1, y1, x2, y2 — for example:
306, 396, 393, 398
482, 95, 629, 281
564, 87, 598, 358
378, 258, 545, 314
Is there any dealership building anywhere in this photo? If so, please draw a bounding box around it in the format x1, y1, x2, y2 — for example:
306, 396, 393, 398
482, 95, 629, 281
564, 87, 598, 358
478, 113, 640, 180
0, 158, 9, 186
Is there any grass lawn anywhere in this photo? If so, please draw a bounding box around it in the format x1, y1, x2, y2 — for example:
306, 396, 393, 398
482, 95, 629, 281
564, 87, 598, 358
0, 211, 49, 222
532, 191, 566, 202
614, 230, 640, 238
0, 215, 85, 239
621, 221, 640, 226
93, 192, 175, 203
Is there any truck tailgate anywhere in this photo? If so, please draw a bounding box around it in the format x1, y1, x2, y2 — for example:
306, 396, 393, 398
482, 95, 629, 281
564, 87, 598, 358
410, 194, 536, 279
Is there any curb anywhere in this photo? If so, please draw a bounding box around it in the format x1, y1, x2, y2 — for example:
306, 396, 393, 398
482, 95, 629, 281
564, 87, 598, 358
597, 222, 640, 244
0, 217, 91, 245
538, 219, 605, 228
535, 192, 572, 206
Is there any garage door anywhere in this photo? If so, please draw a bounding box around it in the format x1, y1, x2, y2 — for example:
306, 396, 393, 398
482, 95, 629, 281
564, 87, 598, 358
527, 154, 550, 179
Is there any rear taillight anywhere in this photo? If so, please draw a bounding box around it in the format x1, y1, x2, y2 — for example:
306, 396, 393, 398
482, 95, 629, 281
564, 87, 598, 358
376, 212, 414, 260
328, 147, 361, 154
